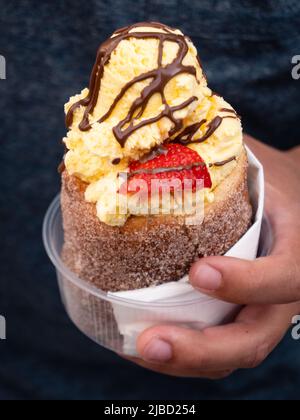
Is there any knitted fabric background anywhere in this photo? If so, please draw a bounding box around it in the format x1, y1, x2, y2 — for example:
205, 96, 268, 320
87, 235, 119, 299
0, 0, 299, 400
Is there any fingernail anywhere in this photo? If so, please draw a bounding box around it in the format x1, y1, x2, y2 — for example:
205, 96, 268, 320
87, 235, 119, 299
142, 338, 173, 363
193, 264, 222, 291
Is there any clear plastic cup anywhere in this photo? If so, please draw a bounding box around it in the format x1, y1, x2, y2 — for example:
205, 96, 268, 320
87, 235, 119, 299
44, 195, 257, 355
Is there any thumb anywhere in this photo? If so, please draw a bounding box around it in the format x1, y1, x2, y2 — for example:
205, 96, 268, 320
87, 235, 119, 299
189, 255, 300, 305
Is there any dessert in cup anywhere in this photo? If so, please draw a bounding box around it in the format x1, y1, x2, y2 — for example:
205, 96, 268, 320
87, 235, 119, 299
60, 22, 252, 292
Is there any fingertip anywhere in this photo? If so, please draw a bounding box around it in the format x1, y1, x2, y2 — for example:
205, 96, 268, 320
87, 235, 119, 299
136, 329, 152, 356
189, 258, 223, 291
190, 256, 225, 278
136, 327, 174, 364
190, 256, 252, 282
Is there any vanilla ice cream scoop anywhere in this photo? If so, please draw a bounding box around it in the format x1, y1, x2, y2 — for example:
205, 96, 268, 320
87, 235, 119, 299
64, 22, 209, 182
63, 22, 244, 227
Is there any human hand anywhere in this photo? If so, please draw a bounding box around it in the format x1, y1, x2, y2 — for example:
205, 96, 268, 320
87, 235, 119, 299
128, 136, 300, 378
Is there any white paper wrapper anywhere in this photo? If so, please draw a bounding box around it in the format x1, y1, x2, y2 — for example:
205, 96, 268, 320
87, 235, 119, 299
108, 147, 265, 356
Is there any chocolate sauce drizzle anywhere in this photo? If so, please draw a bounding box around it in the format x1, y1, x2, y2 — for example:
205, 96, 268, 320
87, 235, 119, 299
66, 22, 200, 147
174, 114, 237, 146
220, 108, 234, 113
125, 156, 237, 179
210, 156, 237, 167
112, 158, 121, 165
65, 21, 241, 179
139, 145, 168, 164
173, 119, 207, 145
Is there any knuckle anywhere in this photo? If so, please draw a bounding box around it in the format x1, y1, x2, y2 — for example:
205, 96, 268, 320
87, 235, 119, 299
286, 258, 298, 281
292, 261, 300, 297
281, 257, 300, 301
187, 353, 208, 370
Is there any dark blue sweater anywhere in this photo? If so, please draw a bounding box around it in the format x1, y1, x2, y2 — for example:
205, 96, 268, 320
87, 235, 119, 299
0, 0, 299, 400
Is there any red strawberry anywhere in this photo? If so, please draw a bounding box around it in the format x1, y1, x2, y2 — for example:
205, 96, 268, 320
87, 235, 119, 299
120, 144, 212, 196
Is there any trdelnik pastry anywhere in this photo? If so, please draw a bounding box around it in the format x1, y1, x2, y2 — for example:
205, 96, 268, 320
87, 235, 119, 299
61, 22, 252, 291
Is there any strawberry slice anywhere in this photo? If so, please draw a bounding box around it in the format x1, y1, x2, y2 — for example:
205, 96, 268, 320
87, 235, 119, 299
120, 144, 212, 196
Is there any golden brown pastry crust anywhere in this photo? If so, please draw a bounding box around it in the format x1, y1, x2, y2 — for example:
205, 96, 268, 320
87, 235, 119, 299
61, 148, 252, 292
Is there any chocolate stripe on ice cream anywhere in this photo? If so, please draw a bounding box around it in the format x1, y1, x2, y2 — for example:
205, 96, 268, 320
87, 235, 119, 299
122, 156, 237, 179
176, 115, 237, 146
66, 22, 200, 147
220, 107, 241, 119
220, 108, 236, 114
139, 145, 168, 164
172, 92, 240, 146
210, 156, 237, 167
114, 22, 176, 35
173, 119, 207, 145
